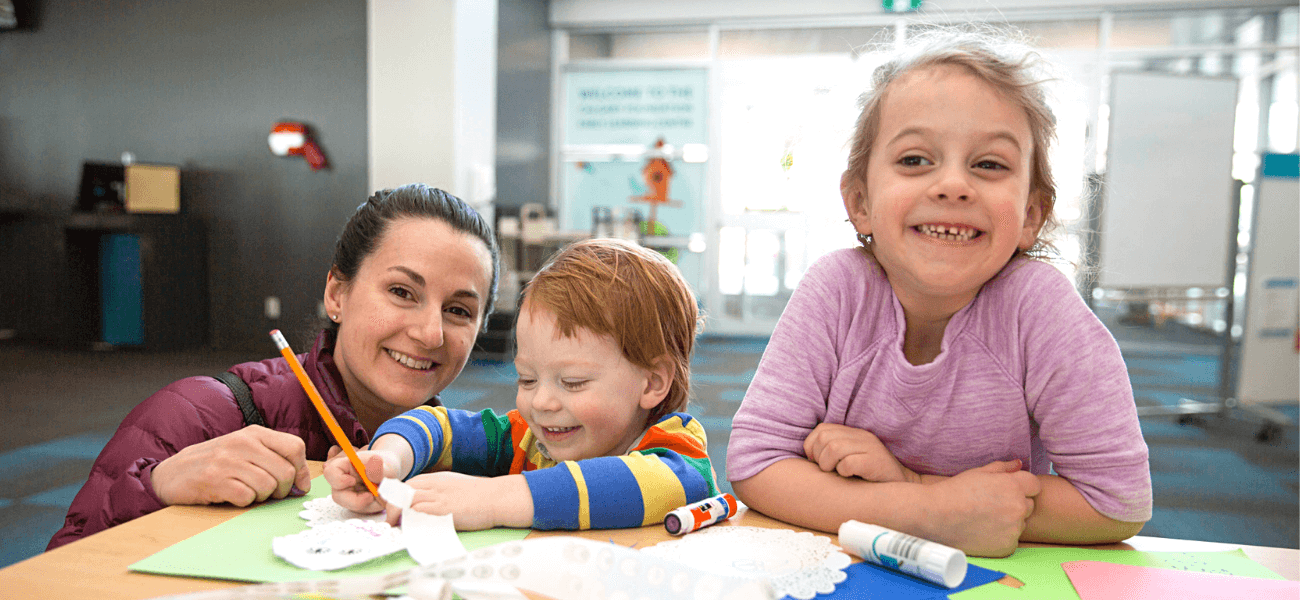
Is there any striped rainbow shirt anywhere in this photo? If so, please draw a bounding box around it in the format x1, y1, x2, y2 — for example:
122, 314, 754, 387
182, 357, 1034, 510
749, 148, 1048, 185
372, 407, 718, 530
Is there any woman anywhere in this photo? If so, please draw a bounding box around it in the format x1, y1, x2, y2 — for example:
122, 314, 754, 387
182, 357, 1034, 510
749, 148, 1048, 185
47, 184, 500, 549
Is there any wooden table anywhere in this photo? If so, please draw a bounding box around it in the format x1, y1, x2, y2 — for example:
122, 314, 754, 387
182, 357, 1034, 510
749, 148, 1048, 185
3, 463, 1295, 599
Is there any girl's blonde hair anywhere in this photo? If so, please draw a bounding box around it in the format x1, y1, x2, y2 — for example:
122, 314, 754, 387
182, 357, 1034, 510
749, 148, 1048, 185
845, 25, 1061, 258
523, 238, 701, 424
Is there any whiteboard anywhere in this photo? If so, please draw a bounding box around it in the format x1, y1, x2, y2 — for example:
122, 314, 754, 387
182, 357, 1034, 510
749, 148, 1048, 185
1098, 72, 1238, 289
1236, 154, 1299, 406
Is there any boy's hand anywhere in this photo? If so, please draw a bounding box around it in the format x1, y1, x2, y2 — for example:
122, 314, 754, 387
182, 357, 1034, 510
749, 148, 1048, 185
387, 472, 533, 530
151, 425, 312, 507
927, 460, 1040, 557
803, 423, 920, 484
323, 446, 402, 513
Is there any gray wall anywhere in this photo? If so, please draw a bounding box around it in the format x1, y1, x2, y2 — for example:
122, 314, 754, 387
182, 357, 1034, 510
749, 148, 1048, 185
496, 0, 550, 210
0, 0, 368, 351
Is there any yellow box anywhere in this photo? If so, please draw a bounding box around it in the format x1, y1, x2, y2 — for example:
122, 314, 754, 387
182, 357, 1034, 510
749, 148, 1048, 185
124, 164, 180, 213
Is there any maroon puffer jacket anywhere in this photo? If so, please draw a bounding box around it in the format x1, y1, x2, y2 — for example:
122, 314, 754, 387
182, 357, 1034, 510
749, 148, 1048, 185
46, 330, 439, 550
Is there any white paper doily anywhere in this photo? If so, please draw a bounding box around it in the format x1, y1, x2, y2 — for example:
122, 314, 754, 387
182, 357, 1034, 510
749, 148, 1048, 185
299, 495, 388, 528
272, 519, 405, 571
641, 526, 851, 599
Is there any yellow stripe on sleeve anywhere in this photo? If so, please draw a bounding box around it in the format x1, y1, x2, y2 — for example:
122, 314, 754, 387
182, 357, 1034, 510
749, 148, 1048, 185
564, 461, 591, 529
623, 454, 688, 526
434, 411, 454, 470
413, 406, 455, 471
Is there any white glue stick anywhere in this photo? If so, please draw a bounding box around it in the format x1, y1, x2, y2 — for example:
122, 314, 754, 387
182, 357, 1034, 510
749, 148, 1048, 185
837, 520, 968, 588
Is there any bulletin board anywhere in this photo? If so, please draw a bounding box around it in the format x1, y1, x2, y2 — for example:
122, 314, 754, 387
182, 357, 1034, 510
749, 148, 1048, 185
1097, 72, 1239, 289
1235, 154, 1299, 406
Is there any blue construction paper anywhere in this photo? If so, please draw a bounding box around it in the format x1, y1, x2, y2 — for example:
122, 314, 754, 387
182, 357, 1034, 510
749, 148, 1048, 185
795, 561, 1005, 600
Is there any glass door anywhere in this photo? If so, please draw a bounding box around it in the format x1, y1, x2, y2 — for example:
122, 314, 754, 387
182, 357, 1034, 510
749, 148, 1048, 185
708, 55, 872, 334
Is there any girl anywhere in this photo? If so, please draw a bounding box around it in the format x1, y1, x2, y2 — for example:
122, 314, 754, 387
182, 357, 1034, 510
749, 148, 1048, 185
727, 27, 1150, 558
49, 184, 500, 549
326, 238, 717, 530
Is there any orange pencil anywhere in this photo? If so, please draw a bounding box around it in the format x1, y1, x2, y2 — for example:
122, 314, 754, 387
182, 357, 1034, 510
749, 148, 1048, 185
270, 329, 381, 499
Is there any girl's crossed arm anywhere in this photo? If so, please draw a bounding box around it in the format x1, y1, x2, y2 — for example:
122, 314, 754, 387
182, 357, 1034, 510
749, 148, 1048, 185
733, 452, 1040, 557
800, 423, 1145, 550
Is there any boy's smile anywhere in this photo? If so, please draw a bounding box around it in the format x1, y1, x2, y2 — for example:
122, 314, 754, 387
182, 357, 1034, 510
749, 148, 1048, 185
513, 300, 664, 463
844, 63, 1043, 319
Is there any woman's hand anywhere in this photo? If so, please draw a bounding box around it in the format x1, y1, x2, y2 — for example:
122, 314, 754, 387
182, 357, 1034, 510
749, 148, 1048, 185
803, 423, 920, 484
323, 446, 403, 513
151, 425, 312, 507
386, 472, 533, 530
925, 460, 1041, 557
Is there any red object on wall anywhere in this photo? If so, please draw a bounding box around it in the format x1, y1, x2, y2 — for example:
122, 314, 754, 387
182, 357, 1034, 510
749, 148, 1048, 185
268, 121, 328, 171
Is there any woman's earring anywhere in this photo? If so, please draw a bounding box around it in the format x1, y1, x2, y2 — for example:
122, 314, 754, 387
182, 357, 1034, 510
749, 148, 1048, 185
856, 233, 873, 246
330, 314, 339, 322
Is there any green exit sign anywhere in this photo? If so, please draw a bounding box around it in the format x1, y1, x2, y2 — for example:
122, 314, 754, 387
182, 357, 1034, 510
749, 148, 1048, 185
883, 0, 923, 12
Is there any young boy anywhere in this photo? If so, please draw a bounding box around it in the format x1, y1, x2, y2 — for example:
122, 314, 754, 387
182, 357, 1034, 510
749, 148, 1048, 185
325, 238, 716, 530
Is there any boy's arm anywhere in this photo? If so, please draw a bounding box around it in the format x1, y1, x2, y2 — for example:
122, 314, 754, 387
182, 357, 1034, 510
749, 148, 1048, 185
395, 471, 533, 530
399, 414, 715, 531
732, 457, 1040, 558
371, 407, 518, 479
524, 414, 717, 530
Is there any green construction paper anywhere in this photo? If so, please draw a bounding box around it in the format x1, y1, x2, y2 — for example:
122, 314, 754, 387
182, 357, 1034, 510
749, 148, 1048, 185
129, 475, 529, 584
951, 547, 1285, 600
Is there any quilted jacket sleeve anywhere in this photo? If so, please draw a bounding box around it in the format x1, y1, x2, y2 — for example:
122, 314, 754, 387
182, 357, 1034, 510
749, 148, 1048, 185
46, 377, 245, 550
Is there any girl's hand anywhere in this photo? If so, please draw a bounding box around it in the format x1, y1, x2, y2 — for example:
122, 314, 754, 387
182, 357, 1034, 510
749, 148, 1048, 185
803, 423, 920, 484
927, 460, 1040, 557
323, 446, 402, 513
151, 425, 312, 507
386, 472, 533, 530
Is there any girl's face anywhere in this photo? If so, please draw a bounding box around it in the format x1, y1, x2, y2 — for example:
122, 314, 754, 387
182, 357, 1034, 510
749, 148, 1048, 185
512, 300, 669, 463
325, 217, 494, 420
844, 64, 1043, 315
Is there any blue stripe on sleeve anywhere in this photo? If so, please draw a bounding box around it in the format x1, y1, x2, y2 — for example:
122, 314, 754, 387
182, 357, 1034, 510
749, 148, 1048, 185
641, 449, 711, 502
523, 465, 581, 530
577, 457, 646, 529
373, 411, 442, 480
446, 409, 492, 475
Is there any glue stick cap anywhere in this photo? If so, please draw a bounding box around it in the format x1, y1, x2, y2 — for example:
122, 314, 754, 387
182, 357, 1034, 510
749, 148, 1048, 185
837, 520, 968, 588
925, 542, 967, 588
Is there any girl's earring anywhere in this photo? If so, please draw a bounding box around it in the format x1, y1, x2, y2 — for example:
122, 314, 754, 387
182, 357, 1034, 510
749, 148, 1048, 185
856, 233, 873, 246
330, 314, 339, 322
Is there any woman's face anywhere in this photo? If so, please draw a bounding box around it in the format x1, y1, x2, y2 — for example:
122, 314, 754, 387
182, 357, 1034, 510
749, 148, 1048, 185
324, 217, 494, 419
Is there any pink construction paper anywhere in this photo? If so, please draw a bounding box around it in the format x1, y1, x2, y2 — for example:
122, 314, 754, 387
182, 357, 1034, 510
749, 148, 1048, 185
1063, 560, 1299, 600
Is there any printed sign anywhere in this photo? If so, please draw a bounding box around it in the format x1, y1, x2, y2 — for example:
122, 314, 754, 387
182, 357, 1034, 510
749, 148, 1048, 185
565, 70, 707, 145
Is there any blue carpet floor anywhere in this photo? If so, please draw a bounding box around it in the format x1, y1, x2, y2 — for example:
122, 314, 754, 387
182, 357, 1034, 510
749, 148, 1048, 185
0, 323, 1295, 570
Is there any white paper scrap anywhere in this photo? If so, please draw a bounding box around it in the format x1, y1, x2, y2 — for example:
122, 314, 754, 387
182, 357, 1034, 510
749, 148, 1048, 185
379, 477, 469, 566
271, 519, 405, 571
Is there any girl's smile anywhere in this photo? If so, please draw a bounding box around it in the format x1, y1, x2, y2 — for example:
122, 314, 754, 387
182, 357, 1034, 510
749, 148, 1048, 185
914, 223, 982, 242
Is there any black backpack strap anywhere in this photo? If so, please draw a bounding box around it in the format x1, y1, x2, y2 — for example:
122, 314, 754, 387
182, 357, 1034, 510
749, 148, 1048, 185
213, 371, 267, 428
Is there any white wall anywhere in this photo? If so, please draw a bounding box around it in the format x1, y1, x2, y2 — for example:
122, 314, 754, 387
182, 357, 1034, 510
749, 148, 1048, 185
368, 0, 497, 209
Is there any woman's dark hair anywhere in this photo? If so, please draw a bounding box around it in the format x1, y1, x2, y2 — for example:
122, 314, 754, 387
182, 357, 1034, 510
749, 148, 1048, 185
325, 183, 500, 331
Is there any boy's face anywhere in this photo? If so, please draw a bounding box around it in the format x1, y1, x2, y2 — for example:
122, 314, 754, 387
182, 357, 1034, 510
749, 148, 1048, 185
844, 64, 1042, 314
513, 301, 660, 462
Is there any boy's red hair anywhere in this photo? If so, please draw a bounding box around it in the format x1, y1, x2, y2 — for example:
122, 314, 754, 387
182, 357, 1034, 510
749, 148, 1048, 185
523, 238, 701, 424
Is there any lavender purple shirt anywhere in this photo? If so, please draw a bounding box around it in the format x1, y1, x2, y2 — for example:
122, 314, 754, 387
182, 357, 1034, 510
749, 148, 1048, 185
727, 248, 1152, 522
